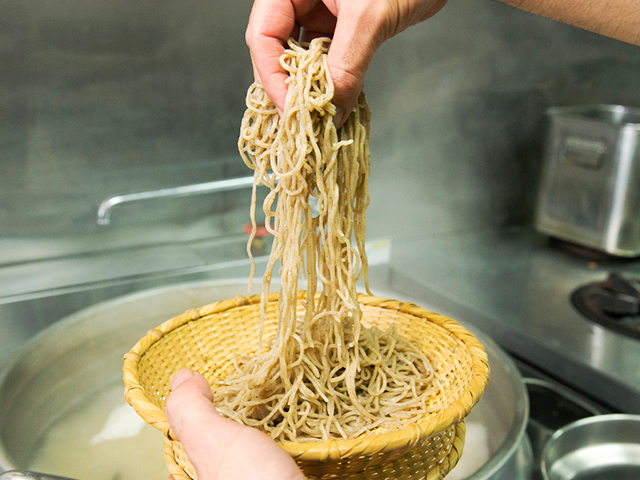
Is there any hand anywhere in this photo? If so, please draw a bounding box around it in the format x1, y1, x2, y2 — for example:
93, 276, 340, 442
245, 0, 448, 126
165, 369, 306, 480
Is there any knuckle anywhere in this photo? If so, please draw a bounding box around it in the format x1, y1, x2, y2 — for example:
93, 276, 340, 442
331, 64, 363, 94
245, 27, 254, 49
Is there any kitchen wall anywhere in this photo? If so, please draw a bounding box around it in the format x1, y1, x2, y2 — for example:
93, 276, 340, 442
1, 0, 639, 265
365, 1, 640, 242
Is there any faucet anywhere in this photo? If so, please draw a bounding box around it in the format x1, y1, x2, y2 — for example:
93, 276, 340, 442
96, 176, 256, 225
0, 471, 77, 480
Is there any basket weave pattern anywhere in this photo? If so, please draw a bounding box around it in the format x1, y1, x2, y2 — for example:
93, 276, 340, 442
164, 423, 466, 480
124, 293, 489, 479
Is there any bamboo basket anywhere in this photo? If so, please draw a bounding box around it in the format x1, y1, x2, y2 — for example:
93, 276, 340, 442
123, 292, 490, 479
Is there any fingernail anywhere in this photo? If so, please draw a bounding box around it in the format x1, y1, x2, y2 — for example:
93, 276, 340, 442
170, 369, 195, 390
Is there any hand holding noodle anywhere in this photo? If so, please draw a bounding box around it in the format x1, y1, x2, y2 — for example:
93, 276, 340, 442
245, 0, 448, 126
165, 369, 305, 480
246, 0, 639, 129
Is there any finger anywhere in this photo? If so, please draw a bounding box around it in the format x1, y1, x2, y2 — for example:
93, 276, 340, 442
170, 369, 213, 401
325, 2, 384, 127
165, 370, 242, 480
165, 370, 231, 477
251, 61, 260, 84
166, 371, 218, 449
165, 369, 306, 480
247, 40, 289, 114
246, 0, 298, 112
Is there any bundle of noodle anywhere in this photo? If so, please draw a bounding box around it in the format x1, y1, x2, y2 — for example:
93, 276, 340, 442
223, 37, 438, 443
123, 37, 489, 480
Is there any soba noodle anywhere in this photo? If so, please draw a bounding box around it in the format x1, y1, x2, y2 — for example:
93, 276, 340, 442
213, 38, 437, 442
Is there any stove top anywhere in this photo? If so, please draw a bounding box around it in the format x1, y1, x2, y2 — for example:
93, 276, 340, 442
389, 226, 640, 414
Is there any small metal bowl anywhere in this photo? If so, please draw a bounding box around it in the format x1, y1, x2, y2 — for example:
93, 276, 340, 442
541, 414, 640, 480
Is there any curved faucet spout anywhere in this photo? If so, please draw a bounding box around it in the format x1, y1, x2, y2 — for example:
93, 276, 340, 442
97, 176, 256, 225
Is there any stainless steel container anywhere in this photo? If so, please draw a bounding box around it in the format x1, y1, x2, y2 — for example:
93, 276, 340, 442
541, 414, 640, 480
534, 105, 640, 257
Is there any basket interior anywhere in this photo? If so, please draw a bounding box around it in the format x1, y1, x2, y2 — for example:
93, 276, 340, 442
134, 297, 475, 423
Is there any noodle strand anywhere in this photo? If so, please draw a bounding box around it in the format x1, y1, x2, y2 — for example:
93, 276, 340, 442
215, 38, 437, 442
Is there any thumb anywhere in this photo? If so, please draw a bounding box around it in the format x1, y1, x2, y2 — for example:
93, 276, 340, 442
165, 370, 231, 478
166, 370, 216, 439
165, 369, 305, 480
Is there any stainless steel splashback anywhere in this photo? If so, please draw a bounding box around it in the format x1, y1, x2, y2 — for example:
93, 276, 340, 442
1, 0, 640, 265
0, 0, 256, 260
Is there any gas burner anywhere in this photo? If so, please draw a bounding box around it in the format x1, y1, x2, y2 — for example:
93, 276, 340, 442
571, 273, 640, 339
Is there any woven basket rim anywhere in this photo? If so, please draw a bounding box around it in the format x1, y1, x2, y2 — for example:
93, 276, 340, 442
123, 292, 489, 462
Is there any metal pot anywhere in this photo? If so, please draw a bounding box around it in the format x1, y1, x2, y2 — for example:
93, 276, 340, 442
541, 413, 640, 480
0, 279, 531, 479
455, 323, 532, 480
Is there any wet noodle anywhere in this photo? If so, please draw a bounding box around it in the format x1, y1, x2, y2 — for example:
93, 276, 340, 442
214, 38, 438, 442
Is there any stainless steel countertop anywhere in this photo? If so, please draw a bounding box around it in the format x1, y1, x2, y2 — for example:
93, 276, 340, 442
388, 226, 640, 413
